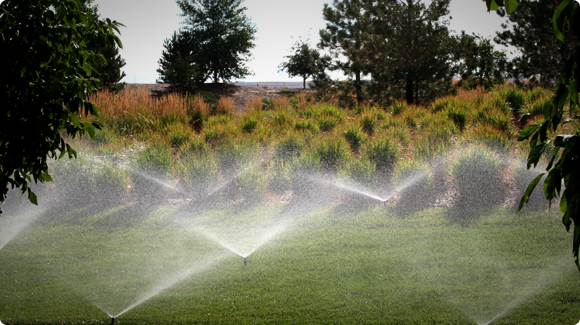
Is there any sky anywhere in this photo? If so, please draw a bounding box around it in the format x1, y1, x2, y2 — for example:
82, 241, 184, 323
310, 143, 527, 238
93, 0, 514, 84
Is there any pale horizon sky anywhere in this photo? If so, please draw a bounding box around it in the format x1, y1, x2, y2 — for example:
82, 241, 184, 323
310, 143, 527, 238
94, 0, 514, 84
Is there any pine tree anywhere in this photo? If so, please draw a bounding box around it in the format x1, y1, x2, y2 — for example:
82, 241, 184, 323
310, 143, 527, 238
157, 31, 202, 92
368, 0, 454, 105
494, 0, 580, 87
319, 0, 373, 104
82, 0, 126, 91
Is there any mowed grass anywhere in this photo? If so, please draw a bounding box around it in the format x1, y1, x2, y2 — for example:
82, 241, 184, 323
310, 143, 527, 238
0, 202, 578, 325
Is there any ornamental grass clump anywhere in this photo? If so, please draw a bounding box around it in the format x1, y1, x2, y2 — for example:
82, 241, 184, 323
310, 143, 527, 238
393, 160, 433, 215
450, 145, 505, 212
274, 135, 304, 162
131, 142, 174, 205
364, 136, 400, 176
311, 136, 350, 172
343, 127, 366, 153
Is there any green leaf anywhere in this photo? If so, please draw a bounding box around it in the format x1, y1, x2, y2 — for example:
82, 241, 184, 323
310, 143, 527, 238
527, 141, 550, 168
40, 172, 53, 182
83, 122, 96, 138
505, 0, 519, 14
560, 191, 568, 214
518, 124, 540, 141
518, 172, 545, 212
27, 188, 38, 206
485, 0, 504, 11
554, 0, 573, 42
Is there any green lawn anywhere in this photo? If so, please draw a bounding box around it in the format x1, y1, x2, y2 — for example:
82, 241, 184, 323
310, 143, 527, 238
0, 202, 578, 325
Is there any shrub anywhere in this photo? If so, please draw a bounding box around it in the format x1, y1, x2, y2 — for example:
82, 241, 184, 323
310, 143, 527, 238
343, 127, 366, 153
217, 97, 236, 115
318, 116, 340, 132
446, 106, 468, 131
274, 135, 304, 162
365, 137, 399, 174
131, 142, 174, 204
393, 160, 433, 214
237, 164, 269, 202
294, 120, 319, 133
312, 137, 349, 171
196, 90, 217, 105
177, 144, 218, 199
504, 87, 526, 114
344, 157, 376, 186
241, 117, 258, 133
450, 145, 505, 210
360, 114, 377, 135
262, 98, 273, 110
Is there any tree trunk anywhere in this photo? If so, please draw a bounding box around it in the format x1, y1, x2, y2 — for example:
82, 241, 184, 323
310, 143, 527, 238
355, 71, 362, 104
406, 78, 414, 104
303, 77, 306, 89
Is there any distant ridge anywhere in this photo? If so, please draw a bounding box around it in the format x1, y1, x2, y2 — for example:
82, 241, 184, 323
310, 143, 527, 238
236, 81, 310, 89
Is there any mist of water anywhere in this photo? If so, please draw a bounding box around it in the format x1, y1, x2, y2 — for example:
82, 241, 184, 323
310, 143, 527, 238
0, 208, 43, 250
469, 257, 572, 325
112, 253, 229, 318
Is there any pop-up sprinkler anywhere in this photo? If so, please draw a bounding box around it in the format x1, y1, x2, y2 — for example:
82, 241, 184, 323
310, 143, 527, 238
111, 317, 115, 325
243, 257, 247, 266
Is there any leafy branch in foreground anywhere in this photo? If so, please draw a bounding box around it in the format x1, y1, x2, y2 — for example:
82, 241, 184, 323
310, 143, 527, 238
0, 0, 124, 213
486, 0, 580, 268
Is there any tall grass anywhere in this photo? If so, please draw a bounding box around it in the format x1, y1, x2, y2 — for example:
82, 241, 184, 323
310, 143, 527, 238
78, 85, 559, 204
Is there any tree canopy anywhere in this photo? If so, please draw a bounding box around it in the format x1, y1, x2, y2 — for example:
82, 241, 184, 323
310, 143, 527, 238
173, 0, 257, 84
319, 0, 372, 103
82, 0, 126, 92
368, 0, 455, 105
0, 0, 124, 213
486, 0, 580, 269
279, 38, 323, 89
494, 0, 580, 87
157, 30, 202, 92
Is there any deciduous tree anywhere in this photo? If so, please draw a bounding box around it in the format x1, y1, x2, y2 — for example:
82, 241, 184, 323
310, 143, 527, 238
454, 31, 510, 90
485, 0, 580, 269
279, 38, 323, 89
0, 0, 124, 213
175, 0, 256, 84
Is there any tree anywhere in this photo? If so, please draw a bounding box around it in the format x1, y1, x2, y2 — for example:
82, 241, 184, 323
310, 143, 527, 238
157, 31, 202, 92
175, 0, 256, 84
0, 0, 124, 214
494, 0, 580, 87
485, 0, 580, 269
454, 31, 510, 90
91, 34, 126, 92
319, 0, 373, 104
367, 0, 455, 105
82, 0, 127, 92
279, 38, 323, 89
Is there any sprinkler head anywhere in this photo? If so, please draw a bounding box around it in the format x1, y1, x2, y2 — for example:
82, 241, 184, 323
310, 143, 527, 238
111, 317, 115, 325
244, 257, 247, 266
